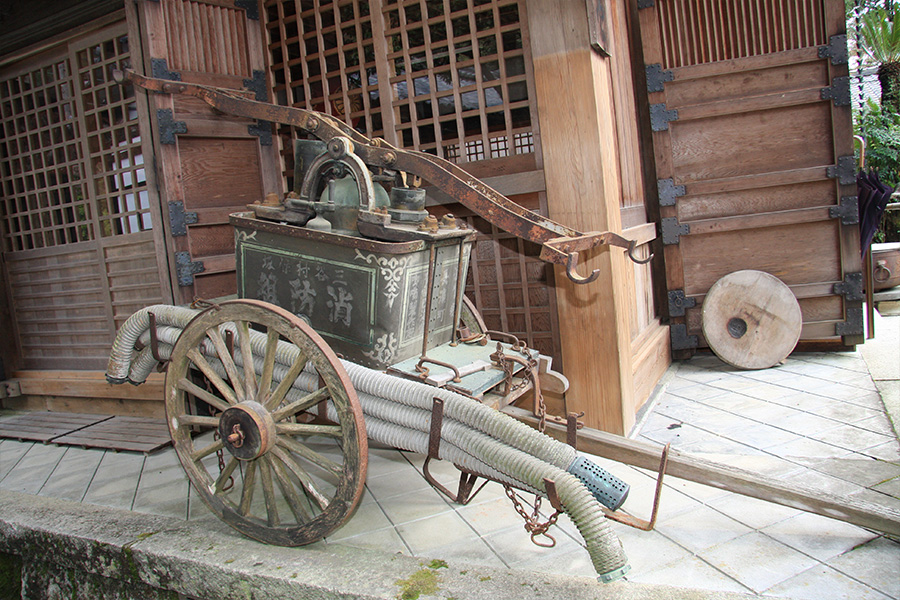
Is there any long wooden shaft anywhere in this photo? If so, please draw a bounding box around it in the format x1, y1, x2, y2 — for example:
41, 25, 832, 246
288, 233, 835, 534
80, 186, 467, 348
502, 406, 900, 536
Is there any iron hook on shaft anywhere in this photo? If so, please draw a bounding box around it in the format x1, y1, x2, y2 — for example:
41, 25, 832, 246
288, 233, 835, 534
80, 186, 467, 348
565, 252, 601, 284
627, 240, 654, 265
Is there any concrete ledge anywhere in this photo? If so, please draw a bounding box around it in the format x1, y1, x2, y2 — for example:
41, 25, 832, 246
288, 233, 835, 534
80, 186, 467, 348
0, 490, 759, 600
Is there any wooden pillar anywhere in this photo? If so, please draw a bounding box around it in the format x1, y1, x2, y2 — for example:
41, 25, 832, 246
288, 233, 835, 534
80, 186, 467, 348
525, 0, 635, 434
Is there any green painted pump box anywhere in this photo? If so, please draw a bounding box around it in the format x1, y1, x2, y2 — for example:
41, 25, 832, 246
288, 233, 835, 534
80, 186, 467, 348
231, 212, 474, 370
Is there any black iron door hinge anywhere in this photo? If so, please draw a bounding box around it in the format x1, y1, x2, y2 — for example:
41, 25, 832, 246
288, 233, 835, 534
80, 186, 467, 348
658, 178, 686, 207
670, 323, 699, 350
175, 251, 205, 287
833, 272, 864, 301
243, 70, 267, 102
818, 34, 849, 65
821, 76, 851, 106
157, 109, 187, 144
826, 156, 857, 186
150, 58, 181, 82
235, 0, 259, 20
248, 120, 273, 145
646, 64, 674, 93
637, 0, 654, 8
661, 217, 690, 245
829, 196, 859, 225
835, 307, 864, 336
667, 290, 696, 317
168, 201, 199, 237
650, 103, 678, 131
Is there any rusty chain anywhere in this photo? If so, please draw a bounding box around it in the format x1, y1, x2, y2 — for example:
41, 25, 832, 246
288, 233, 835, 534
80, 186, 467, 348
504, 485, 560, 547
204, 377, 234, 492
494, 342, 561, 547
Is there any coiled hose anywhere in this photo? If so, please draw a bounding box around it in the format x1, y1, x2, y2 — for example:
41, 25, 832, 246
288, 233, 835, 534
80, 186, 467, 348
106, 307, 630, 581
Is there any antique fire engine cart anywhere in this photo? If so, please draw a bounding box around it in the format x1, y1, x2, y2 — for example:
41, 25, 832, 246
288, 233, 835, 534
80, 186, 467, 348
106, 70, 654, 583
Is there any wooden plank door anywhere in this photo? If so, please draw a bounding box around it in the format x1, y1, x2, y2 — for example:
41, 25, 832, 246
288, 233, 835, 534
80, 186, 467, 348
132, 0, 282, 303
637, 0, 862, 352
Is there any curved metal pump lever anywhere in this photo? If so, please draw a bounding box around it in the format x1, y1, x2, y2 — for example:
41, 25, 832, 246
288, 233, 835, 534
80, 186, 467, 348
119, 69, 655, 285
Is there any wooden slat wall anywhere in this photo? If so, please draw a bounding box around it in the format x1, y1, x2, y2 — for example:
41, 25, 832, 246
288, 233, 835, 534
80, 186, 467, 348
655, 0, 826, 69
163, 0, 252, 77
5, 243, 111, 370
103, 231, 166, 329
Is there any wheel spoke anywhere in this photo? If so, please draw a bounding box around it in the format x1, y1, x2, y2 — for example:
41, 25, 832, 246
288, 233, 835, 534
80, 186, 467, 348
214, 457, 240, 495
176, 377, 232, 414
187, 349, 238, 405
239, 460, 258, 516
176, 414, 220, 428
271, 387, 331, 422
276, 423, 342, 437
271, 445, 330, 510
265, 454, 311, 524
276, 434, 343, 478
207, 328, 246, 403
257, 327, 280, 401
264, 351, 308, 410
258, 458, 280, 527
191, 438, 224, 462
264, 352, 308, 410
236, 321, 258, 400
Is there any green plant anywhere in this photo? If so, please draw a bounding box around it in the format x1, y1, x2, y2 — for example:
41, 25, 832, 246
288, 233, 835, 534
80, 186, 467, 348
856, 100, 900, 242
859, 3, 900, 113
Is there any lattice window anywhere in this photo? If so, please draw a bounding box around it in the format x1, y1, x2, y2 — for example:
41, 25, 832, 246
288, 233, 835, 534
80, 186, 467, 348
463, 206, 560, 362
75, 35, 151, 237
384, 0, 534, 162
0, 31, 151, 252
266, 0, 384, 136
262, 0, 536, 178
0, 60, 92, 252
655, 0, 827, 69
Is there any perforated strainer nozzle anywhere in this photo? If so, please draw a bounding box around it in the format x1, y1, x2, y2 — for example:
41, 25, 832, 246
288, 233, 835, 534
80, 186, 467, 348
567, 455, 630, 511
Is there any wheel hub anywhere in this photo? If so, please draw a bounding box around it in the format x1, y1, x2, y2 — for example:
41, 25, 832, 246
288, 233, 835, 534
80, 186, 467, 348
218, 401, 276, 460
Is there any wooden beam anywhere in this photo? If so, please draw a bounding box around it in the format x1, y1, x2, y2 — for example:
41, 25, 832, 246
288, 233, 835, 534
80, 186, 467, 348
12, 370, 164, 402
525, 0, 635, 434
503, 406, 900, 537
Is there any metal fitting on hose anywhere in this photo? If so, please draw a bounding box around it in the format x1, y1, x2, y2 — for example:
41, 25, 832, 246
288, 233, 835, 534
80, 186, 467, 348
567, 455, 630, 511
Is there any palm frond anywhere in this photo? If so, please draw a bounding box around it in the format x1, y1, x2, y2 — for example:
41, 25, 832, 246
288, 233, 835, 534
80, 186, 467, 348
860, 8, 900, 64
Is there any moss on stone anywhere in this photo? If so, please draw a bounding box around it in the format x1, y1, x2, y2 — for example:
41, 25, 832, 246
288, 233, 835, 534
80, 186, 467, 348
0, 552, 22, 600
394, 567, 441, 600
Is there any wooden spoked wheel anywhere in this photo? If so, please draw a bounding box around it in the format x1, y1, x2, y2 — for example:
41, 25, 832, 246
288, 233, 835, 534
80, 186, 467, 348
165, 299, 367, 546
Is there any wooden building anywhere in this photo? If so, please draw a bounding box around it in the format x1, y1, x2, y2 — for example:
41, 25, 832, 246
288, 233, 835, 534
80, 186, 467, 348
0, 0, 856, 434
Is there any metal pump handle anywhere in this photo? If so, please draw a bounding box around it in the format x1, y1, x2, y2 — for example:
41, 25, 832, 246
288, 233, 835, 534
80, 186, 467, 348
117, 69, 653, 283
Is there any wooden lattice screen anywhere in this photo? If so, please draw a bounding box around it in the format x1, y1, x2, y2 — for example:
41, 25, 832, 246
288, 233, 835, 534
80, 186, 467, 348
654, 0, 827, 69
0, 35, 150, 250
0, 59, 93, 251
264, 0, 536, 171
262, 0, 558, 361
382, 0, 534, 161
0, 24, 167, 370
